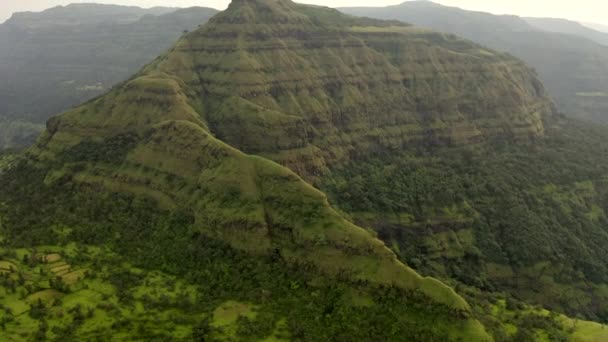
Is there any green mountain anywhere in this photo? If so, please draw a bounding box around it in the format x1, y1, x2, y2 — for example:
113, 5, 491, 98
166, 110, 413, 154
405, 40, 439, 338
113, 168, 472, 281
3, 0, 608, 340
0, 1, 505, 340
0, 4, 218, 150
340, 1, 608, 125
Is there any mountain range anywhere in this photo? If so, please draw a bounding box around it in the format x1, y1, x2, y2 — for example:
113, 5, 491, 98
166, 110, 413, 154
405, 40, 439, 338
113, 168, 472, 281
0, 4, 218, 143
3, 1, 608, 152
2, 0, 608, 340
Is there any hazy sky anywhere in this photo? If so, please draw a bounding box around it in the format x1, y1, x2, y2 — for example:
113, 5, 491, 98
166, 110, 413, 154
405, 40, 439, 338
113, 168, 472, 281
1, 0, 608, 26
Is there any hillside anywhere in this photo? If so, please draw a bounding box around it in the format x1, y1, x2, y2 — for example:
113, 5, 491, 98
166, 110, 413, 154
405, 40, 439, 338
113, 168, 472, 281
340, 1, 608, 124
0, 4, 218, 150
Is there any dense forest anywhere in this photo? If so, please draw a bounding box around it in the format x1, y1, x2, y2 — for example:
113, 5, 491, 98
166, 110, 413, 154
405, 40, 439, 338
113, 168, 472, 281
322, 119, 608, 321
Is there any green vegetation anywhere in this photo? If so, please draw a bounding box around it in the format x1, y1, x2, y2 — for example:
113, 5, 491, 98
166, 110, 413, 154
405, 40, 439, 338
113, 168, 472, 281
0, 4, 218, 150
0, 173, 486, 340
321, 119, 608, 323
131, 0, 550, 179
340, 1, 608, 124
1, 0, 608, 340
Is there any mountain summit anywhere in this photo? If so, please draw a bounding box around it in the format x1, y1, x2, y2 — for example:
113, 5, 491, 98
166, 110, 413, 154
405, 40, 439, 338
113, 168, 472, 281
178, 0, 553, 176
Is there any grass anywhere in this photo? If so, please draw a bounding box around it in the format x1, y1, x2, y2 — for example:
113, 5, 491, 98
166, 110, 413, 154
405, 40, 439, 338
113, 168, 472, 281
26, 289, 63, 305
565, 318, 608, 341
0, 261, 18, 271
212, 301, 257, 327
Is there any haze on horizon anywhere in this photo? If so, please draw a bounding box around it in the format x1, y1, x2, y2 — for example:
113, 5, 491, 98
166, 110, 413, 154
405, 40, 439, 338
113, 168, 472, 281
1, 0, 608, 28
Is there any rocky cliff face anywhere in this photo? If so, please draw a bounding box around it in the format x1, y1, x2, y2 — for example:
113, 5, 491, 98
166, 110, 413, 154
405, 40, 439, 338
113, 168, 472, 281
38, 0, 553, 179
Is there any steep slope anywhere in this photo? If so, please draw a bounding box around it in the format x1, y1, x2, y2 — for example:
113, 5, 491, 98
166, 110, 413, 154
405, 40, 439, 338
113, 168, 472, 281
0, 4, 218, 140
117, 0, 551, 178
0, 1, 497, 340
333, 1, 608, 327
340, 1, 608, 124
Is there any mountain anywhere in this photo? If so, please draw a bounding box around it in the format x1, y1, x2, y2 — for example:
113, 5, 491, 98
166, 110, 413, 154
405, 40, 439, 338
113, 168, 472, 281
0, 4, 218, 150
144, 1, 553, 178
525, 17, 608, 46
340, 1, 608, 124
3, 3, 177, 28
0, 0, 507, 340
3, 0, 608, 340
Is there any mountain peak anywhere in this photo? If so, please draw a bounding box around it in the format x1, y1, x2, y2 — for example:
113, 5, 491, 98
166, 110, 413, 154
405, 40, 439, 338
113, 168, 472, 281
39, 0, 552, 180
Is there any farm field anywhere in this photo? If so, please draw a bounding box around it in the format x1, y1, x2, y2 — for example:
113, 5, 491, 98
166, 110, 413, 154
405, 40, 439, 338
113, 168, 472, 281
0, 242, 263, 341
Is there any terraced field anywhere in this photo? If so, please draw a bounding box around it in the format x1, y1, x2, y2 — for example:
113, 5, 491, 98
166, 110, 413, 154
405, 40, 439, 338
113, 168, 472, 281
0, 244, 219, 340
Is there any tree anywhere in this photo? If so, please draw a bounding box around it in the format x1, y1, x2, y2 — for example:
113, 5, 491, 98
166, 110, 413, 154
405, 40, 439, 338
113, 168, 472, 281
29, 298, 46, 320
192, 317, 214, 341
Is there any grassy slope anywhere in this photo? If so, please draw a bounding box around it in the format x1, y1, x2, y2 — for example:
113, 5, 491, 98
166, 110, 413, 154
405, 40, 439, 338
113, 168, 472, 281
31, 110, 475, 308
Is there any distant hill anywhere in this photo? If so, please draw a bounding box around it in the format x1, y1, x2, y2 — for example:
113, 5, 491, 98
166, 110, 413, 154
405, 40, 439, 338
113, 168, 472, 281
525, 17, 608, 46
584, 22, 608, 33
0, 4, 218, 149
3, 3, 177, 28
341, 1, 608, 124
